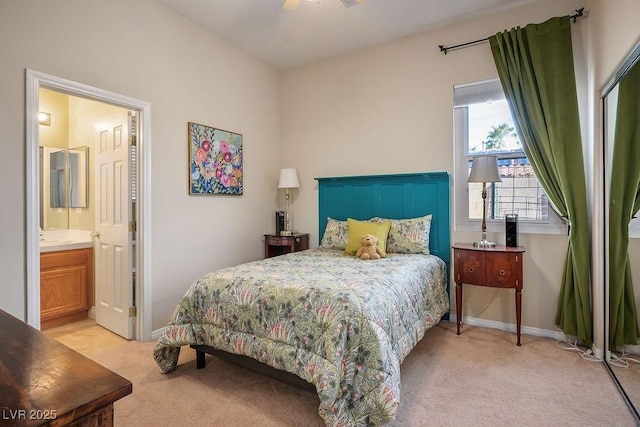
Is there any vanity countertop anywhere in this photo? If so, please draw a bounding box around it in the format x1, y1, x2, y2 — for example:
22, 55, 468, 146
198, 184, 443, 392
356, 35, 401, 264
39, 229, 93, 253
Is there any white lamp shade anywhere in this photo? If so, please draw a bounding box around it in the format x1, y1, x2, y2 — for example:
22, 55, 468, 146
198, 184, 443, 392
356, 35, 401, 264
277, 168, 300, 189
468, 156, 501, 183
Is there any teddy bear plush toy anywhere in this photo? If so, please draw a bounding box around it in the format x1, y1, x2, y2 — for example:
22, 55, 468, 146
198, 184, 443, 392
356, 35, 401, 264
356, 233, 386, 260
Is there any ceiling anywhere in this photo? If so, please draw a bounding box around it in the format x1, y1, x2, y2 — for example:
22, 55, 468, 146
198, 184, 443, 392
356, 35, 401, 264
158, 0, 536, 70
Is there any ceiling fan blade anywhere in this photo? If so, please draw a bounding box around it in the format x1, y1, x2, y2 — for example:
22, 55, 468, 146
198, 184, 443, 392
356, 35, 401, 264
341, 0, 366, 7
282, 0, 301, 10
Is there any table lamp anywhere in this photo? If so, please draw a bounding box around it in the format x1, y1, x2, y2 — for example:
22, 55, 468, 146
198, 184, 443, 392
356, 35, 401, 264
468, 155, 501, 248
277, 168, 300, 236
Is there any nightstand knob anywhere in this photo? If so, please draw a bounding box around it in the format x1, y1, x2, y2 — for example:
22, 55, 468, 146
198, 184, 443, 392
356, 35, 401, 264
499, 269, 506, 276
468, 267, 474, 273
295, 237, 300, 243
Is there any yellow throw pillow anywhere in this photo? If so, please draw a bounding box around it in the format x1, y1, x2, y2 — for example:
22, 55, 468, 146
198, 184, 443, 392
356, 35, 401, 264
345, 218, 391, 256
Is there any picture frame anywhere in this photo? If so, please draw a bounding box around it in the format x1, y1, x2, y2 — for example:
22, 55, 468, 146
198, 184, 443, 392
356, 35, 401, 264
188, 122, 243, 195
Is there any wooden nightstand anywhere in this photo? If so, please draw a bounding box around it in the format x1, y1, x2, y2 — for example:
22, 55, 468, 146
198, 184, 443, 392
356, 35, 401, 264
264, 233, 309, 258
453, 243, 525, 345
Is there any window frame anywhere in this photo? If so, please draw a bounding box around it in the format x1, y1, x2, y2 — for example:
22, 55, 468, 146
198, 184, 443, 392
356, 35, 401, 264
453, 81, 567, 236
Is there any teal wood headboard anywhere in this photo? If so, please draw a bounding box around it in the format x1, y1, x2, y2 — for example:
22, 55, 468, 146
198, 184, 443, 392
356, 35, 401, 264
315, 172, 451, 264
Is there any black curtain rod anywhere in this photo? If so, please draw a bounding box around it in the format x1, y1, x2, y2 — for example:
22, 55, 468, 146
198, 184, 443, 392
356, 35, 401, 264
438, 8, 585, 55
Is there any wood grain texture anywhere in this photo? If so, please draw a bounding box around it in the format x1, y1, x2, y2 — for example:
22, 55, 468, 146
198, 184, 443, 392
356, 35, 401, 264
40, 248, 92, 329
0, 310, 131, 426
453, 243, 525, 345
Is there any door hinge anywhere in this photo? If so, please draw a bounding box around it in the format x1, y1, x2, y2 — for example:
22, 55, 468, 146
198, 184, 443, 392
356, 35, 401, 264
129, 306, 137, 317
129, 135, 137, 146
129, 221, 136, 232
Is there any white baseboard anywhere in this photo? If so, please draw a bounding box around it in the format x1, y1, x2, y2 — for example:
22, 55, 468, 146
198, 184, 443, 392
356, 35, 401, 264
591, 344, 603, 360
152, 326, 166, 340
619, 343, 640, 355
449, 313, 604, 360
448, 314, 565, 340
88, 306, 96, 320
448, 314, 603, 360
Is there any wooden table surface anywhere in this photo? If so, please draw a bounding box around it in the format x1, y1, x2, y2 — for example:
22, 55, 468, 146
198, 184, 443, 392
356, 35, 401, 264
0, 309, 132, 426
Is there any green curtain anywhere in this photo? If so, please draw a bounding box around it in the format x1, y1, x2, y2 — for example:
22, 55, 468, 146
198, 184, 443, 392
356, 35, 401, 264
609, 60, 640, 348
489, 16, 592, 344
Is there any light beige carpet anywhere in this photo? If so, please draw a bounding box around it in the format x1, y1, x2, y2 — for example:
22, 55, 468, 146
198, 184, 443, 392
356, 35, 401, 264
608, 354, 640, 417
51, 321, 636, 426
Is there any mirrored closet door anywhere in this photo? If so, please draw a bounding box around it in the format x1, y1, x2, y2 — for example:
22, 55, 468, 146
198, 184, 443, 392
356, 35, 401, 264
603, 40, 640, 419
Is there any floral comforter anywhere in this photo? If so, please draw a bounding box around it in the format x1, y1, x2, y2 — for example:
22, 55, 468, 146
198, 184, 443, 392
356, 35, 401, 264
153, 248, 448, 426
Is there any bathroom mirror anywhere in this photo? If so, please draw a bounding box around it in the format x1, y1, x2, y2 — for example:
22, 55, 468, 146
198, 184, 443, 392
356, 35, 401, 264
68, 146, 88, 208
603, 40, 640, 420
46, 146, 89, 209
49, 149, 67, 208
40, 145, 89, 230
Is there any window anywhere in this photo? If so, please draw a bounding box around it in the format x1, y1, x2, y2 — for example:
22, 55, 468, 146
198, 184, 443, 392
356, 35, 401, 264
454, 79, 566, 235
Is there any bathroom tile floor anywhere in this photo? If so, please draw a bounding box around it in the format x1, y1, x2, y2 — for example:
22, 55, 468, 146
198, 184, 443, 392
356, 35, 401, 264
42, 318, 128, 358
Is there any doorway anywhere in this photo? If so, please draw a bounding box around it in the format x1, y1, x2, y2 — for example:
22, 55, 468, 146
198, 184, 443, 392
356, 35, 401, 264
26, 69, 152, 341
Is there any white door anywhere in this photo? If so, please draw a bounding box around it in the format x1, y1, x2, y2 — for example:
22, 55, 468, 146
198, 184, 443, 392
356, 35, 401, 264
94, 111, 134, 339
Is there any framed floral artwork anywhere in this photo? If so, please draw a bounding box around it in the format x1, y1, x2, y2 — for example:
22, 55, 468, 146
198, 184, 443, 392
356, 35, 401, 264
188, 122, 243, 195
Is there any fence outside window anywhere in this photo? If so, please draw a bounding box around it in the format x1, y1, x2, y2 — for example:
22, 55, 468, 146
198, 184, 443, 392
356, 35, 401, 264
468, 157, 549, 221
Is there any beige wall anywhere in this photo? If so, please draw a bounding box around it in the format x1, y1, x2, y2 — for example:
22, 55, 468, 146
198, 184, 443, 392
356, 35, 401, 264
40, 88, 70, 230
0, 0, 281, 329
39, 89, 69, 150
591, 0, 640, 87
281, 0, 587, 334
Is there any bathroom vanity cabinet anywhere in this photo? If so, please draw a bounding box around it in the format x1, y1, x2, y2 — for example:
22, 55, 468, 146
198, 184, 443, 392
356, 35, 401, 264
40, 248, 92, 329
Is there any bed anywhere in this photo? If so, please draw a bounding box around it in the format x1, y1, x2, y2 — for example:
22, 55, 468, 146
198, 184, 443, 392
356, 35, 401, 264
153, 172, 451, 426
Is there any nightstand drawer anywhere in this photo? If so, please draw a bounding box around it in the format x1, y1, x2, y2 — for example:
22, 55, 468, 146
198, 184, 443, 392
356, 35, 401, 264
456, 249, 485, 286
487, 252, 521, 288
268, 236, 288, 245
264, 233, 309, 258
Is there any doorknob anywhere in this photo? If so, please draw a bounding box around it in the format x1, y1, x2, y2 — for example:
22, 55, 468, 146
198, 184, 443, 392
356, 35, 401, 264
91, 231, 101, 238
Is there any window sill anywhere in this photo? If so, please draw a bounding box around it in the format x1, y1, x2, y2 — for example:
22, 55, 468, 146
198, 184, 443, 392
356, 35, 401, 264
455, 220, 567, 236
